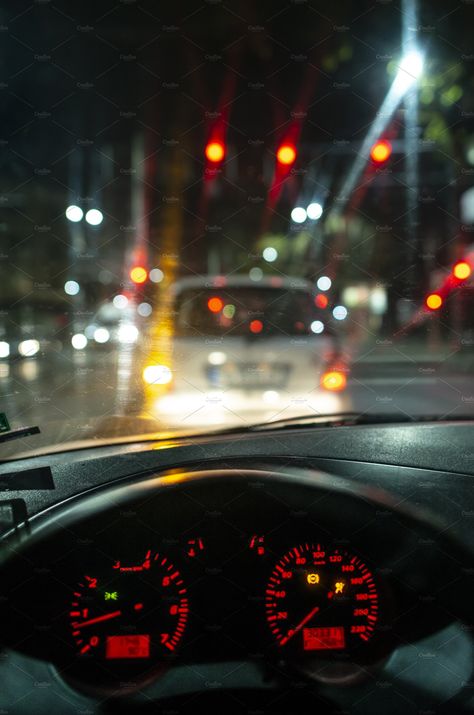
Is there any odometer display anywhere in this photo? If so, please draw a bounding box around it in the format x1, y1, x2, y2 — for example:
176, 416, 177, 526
106, 634, 150, 659
266, 543, 379, 655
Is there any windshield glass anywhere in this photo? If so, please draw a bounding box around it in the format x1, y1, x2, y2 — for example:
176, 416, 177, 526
1, 0, 473, 455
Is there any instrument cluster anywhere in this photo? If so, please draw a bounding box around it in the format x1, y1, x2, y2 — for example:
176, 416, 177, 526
0, 466, 469, 695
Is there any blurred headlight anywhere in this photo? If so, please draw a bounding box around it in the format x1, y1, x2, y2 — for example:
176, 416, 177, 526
71, 333, 88, 350
310, 320, 324, 334
0, 341, 10, 358
118, 324, 139, 344
65, 205, 83, 222
94, 327, 110, 344
208, 351, 227, 365
263, 390, 279, 404
85, 208, 103, 226
18, 339, 40, 357
113, 294, 128, 309
143, 364, 172, 385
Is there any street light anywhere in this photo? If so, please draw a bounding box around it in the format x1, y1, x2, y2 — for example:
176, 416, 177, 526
94, 327, 110, 343
71, 333, 88, 350
65, 205, 83, 222
64, 280, 80, 296
263, 246, 278, 262
310, 320, 324, 334
316, 276, 331, 291
149, 268, 164, 283
307, 202, 323, 220
333, 305, 348, 320
333, 48, 424, 218
85, 208, 104, 226
394, 50, 424, 92
291, 207, 307, 224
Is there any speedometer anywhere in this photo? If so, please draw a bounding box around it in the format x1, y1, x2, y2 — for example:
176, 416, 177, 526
265, 543, 380, 656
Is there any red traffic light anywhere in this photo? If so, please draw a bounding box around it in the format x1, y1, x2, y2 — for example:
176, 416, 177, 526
249, 319, 263, 334
370, 140, 392, 164
130, 266, 148, 284
425, 293, 443, 311
205, 141, 225, 163
320, 369, 347, 392
207, 296, 224, 313
276, 143, 296, 166
453, 261, 472, 280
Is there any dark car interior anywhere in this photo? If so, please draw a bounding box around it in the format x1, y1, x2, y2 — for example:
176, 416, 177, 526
0, 418, 473, 714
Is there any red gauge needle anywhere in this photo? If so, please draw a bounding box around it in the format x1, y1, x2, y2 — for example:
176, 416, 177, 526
280, 606, 320, 646
73, 610, 122, 629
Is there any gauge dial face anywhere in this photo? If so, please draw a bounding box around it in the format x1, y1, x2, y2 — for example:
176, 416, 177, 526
266, 543, 379, 656
69, 550, 188, 661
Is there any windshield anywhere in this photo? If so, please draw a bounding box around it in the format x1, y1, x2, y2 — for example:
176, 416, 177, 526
1, 0, 473, 455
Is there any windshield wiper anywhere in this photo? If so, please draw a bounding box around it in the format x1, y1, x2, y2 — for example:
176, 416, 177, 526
0, 411, 40, 453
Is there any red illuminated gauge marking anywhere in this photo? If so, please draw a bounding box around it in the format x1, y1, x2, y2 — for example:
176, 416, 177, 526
69, 551, 188, 660
186, 537, 204, 558
74, 610, 122, 629
249, 535, 265, 555
280, 606, 319, 646
265, 543, 379, 653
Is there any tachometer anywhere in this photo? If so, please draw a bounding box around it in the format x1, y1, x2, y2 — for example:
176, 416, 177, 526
265, 543, 379, 656
69, 549, 188, 662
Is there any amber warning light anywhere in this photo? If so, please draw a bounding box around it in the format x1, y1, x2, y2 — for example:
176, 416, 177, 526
303, 626, 345, 651
106, 634, 150, 659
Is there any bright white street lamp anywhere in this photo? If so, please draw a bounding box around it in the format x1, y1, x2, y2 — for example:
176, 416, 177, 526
316, 276, 332, 291
394, 50, 424, 92
307, 202, 323, 220
263, 246, 278, 262
333, 305, 348, 321
85, 208, 104, 226
94, 327, 110, 344
64, 280, 80, 296
71, 333, 88, 350
65, 205, 83, 222
291, 207, 307, 224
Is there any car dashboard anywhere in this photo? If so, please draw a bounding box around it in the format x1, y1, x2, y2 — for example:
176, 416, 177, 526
0, 421, 473, 714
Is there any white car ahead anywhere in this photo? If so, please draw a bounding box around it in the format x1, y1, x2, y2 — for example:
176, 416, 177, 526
152, 275, 345, 427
